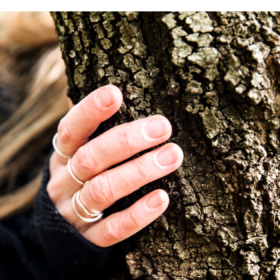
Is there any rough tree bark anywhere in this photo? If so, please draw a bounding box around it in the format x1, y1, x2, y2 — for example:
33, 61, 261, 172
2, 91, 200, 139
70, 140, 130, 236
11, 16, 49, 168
52, 12, 280, 280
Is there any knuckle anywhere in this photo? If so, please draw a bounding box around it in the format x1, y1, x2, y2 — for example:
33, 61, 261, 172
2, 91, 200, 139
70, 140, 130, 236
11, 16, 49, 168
103, 217, 120, 245
57, 118, 73, 145
135, 157, 148, 181
127, 208, 140, 229
75, 145, 97, 174
89, 174, 112, 204
119, 126, 135, 151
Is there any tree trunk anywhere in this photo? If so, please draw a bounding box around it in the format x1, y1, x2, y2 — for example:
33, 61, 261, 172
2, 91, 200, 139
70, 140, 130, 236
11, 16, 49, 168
52, 12, 280, 280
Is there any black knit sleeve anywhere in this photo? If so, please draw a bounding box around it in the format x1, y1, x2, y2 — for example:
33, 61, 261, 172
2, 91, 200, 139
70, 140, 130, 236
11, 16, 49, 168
33, 153, 114, 280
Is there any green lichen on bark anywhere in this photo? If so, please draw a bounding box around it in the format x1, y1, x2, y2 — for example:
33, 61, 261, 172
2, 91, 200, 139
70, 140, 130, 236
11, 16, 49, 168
52, 12, 280, 280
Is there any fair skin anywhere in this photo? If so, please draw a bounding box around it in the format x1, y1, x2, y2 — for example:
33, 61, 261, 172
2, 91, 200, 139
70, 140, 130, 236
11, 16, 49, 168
47, 85, 184, 247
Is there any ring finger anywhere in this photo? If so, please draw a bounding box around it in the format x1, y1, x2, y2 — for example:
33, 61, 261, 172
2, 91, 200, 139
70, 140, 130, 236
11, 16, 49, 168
84, 189, 170, 247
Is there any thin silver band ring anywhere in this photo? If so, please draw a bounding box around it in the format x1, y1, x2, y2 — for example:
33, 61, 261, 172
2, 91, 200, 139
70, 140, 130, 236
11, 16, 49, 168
72, 191, 103, 223
76, 190, 102, 216
67, 158, 87, 185
52, 133, 70, 159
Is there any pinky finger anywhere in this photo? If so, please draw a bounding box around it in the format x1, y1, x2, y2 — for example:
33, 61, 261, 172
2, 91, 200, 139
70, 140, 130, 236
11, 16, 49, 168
83, 189, 169, 247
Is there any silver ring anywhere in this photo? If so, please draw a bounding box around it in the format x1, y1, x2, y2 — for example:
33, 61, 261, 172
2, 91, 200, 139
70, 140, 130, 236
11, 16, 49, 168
72, 191, 103, 223
76, 190, 102, 216
52, 133, 70, 159
67, 158, 87, 185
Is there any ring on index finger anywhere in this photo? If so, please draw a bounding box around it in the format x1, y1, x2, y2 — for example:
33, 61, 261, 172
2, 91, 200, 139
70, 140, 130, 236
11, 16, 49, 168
52, 133, 71, 159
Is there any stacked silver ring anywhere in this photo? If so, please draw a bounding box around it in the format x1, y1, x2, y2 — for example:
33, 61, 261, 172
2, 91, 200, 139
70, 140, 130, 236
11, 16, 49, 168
52, 133, 103, 223
72, 190, 103, 223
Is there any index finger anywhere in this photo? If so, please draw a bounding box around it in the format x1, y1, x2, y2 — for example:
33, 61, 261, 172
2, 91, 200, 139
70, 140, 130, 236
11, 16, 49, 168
55, 85, 123, 162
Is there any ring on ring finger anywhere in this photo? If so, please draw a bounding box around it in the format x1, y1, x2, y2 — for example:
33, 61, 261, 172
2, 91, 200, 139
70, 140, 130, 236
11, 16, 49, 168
72, 190, 103, 223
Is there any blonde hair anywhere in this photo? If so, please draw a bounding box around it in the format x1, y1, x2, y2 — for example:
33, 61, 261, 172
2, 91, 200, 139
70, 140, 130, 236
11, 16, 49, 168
0, 12, 68, 219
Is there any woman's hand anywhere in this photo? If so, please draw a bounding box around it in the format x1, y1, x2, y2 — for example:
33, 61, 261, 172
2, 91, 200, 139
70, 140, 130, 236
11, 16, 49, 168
47, 85, 183, 247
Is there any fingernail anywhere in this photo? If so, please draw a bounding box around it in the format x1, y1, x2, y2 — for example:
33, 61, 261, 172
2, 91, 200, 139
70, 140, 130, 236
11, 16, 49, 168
96, 89, 115, 108
144, 118, 168, 139
157, 146, 178, 166
146, 190, 167, 209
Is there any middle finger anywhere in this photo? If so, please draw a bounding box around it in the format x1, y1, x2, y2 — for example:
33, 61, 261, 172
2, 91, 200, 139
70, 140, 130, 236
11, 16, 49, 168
70, 115, 172, 187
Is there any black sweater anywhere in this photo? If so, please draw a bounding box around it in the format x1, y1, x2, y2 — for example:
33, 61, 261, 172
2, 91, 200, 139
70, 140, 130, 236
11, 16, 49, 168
0, 155, 114, 280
